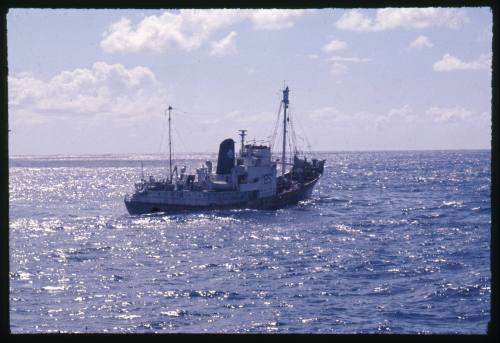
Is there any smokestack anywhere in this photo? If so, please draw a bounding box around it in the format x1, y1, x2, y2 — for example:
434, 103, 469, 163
216, 139, 235, 175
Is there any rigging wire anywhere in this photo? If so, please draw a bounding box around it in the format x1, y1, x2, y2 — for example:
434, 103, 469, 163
173, 107, 189, 115
155, 107, 188, 178
157, 109, 168, 154
292, 107, 314, 156
168, 107, 198, 153
269, 100, 282, 153
173, 121, 189, 153
300, 132, 313, 155
287, 128, 293, 166
155, 94, 314, 165
293, 116, 305, 155
295, 132, 312, 156
288, 106, 300, 157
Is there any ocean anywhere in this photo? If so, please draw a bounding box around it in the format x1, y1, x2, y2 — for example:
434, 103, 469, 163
9, 150, 491, 333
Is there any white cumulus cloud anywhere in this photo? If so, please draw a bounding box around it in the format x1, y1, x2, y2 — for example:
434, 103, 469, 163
250, 9, 305, 30
101, 9, 305, 54
325, 55, 370, 78
323, 39, 347, 52
209, 31, 238, 57
336, 8, 469, 32
101, 10, 246, 53
425, 106, 477, 123
408, 35, 434, 49
372, 105, 417, 129
9, 62, 168, 123
433, 53, 491, 71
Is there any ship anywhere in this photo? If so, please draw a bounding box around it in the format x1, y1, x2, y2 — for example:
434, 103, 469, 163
124, 86, 325, 215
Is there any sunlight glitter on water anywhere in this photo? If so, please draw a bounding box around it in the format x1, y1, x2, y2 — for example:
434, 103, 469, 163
9, 150, 491, 333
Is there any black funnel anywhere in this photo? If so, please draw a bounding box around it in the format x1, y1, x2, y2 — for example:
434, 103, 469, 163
216, 139, 235, 175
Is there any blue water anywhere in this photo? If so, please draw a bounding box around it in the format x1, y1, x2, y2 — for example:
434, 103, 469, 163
9, 150, 491, 333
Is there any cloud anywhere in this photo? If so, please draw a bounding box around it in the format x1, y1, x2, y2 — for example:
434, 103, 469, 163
101, 10, 246, 53
209, 31, 238, 57
425, 106, 478, 123
323, 39, 347, 52
375, 105, 417, 128
250, 9, 305, 30
335, 10, 374, 32
330, 62, 349, 76
408, 35, 433, 49
387, 105, 415, 121
321, 39, 372, 77
325, 55, 370, 77
9, 62, 168, 124
328, 56, 371, 63
433, 53, 491, 71
308, 107, 344, 121
308, 104, 488, 129
308, 107, 377, 125
101, 9, 305, 54
336, 8, 469, 32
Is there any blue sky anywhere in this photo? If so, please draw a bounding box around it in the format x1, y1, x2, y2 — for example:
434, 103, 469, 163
7, 8, 492, 155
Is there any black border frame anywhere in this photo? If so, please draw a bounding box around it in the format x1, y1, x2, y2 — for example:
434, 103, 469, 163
0, 1, 497, 341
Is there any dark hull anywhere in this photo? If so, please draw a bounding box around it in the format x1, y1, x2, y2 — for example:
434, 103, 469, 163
124, 177, 320, 215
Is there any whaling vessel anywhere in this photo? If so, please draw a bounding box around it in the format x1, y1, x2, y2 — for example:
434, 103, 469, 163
124, 86, 325, 214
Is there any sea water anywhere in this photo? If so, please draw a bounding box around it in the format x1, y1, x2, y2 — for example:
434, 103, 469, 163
9, 150, 491, 333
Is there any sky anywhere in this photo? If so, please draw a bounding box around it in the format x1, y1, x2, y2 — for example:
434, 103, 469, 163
7, 8, 493, 155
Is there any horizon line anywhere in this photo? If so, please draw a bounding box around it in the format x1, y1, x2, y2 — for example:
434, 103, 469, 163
8, 147, 492, 158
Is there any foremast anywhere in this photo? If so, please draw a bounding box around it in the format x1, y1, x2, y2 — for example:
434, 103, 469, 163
167, 105, 173, 182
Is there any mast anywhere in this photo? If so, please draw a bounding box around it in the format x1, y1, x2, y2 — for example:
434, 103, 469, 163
282, 86, 289, 176
238, 129, 247, 156
168, 105, 173, 181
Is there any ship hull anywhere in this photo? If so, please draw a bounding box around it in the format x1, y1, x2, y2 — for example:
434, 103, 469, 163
124, 177, 319, 215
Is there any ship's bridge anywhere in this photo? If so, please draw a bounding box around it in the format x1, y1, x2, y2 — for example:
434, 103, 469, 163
240, 144, 272, 167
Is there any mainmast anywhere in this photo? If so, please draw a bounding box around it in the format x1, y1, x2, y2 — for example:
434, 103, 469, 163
281, 86, 289, 176
168, 105, 173, 181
